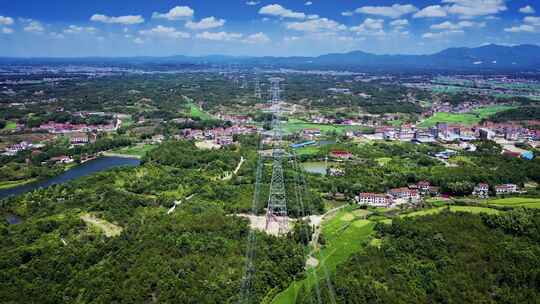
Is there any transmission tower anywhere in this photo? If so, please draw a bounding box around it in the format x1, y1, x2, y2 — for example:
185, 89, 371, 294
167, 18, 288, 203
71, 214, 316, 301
254, 79, 262, 99
265, 77, 288, 234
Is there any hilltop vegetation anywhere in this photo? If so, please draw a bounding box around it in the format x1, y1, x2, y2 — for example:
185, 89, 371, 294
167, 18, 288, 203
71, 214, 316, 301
300, 209, 540, 303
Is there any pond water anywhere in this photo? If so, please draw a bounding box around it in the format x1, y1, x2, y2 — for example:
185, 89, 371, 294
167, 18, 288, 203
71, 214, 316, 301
5, 214, 22, 225
302, 162, 328, 175
0, 157, 140, 200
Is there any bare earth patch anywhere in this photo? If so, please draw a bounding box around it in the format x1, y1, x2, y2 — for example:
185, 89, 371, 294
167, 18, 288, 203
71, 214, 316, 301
80, 213, 123, 237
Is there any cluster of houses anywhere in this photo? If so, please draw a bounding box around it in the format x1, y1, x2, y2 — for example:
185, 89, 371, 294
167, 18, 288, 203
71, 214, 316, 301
36, 121, 117, 134
178, 125, 258, 147
355, 181, 440, 208
356, 181, 523, 208
361, 121, 540, 144
215, 114, 253, 124
472, 183, 521, 198
2, 141, 43, 156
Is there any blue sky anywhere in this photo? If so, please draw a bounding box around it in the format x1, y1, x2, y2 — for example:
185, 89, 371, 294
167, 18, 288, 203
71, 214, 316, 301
0, 0, 539, 57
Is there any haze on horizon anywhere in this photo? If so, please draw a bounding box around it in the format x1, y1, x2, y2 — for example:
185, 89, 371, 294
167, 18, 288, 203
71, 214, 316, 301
1, 0, 539, 58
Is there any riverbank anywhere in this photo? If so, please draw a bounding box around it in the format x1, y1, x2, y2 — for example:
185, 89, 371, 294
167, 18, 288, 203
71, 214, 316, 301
0, 156, 141, 200
0, 178, 38, 190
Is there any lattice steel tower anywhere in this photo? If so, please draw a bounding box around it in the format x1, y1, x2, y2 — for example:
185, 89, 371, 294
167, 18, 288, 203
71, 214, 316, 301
265, 77, 288, 234
254, 79, 262, 99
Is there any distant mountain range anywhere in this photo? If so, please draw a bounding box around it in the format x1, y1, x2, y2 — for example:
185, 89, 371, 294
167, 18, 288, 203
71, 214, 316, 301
2, 44, 540, 72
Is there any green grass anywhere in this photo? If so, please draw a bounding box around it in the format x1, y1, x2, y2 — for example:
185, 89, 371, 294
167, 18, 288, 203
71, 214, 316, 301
2, 121, 17, 130
295, 146, 320, 156
272, 207, 376, 304
403, 205, 500, 217
375, 157, 392, 166
188, 103, 214, 120
274, 203, 503, 303
0, 178, 38, 190
488, 197, 540, 209
110, 144, 156, 158
419, 106, 515, 128
449, 206, 500, 214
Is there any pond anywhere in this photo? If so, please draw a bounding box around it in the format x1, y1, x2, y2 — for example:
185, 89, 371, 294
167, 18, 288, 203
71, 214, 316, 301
0, 156, 141, 200
302, 162, 328, 175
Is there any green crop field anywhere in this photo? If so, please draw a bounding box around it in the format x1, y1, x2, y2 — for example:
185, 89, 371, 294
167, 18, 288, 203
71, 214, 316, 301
295, 146, 320, 156
419, 106, 515, 128
403, 205, 500, 217
2, 121, 17, 130
450, 206, 500, 214
272, 207, 376, 304
188, 103, 214, 120
488, 197, 540, 209
110, 144, 156, 158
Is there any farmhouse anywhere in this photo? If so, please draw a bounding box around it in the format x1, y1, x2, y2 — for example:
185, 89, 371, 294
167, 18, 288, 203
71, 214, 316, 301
356, 193, 392, 207
495, 184, 519, 195
330, 150, 353, 160
388, 188, 420, 200
473, 183, 490, 198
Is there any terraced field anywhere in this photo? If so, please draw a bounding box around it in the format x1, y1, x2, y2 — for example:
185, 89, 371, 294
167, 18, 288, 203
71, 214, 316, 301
488, 197, 540, 209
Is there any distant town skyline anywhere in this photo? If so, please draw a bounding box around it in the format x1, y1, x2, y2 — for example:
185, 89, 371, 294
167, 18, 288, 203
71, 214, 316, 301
1, 0, 539, 57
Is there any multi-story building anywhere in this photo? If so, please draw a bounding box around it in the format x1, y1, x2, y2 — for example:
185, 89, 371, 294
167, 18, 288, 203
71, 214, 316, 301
356, 193, 392, 207
495, 184, 519, 195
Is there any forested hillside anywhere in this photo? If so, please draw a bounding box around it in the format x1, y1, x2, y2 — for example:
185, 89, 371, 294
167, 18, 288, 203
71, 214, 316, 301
299, 209, 540, 303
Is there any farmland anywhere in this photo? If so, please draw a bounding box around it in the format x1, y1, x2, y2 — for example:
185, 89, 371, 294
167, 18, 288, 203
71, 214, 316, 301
272, 207, 376, 304
419, 105, 515, 128
488, 197, 540, 209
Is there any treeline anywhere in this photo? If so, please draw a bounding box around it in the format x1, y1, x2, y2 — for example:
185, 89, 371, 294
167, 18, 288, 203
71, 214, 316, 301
299, 209, 540, 303
25, 112, 113, 128
487, 106, 540, 123
144, 141, 240, 172
0, 137, 312, 303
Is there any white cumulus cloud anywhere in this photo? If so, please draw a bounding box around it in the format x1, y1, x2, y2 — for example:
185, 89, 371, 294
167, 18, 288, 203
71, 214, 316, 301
90, 14, 144, 25
504, 16, 540, 33
431, 20, 485, 30
196, 31, 243, 41
64, 25, 97, 34
355, 4, 418, 19
139, 25, 190, 39
350, 18, 385, 36
24, 20, 44, 33
185, 17, 225, 30
519, 5, 535, 14
422, 30, 464, 39
504, 24, 536, 33
442, 0, 507, 18
152, 6, 195, 21
414, 5, 448, 18
243, 32, 271, 44
287, 17, 346, 32
0, 16, 14, 25
259, 4, 306, 19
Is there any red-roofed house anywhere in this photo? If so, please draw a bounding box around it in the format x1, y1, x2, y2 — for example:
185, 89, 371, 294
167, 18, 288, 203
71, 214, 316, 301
330, 150, 353, 160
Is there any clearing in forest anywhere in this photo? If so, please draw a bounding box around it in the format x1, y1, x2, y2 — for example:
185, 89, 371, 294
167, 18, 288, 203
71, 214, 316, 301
80, 213, 123, 237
